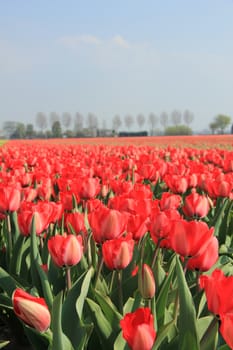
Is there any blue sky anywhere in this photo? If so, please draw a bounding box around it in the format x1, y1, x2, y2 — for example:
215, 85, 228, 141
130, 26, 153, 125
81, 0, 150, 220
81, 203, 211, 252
1, 0, 233, 132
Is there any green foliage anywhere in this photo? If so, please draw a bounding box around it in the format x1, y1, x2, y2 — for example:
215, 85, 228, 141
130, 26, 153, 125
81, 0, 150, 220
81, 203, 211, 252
209, 114, 231, 134
164, 125, 193, 136
51, 121, 62, 138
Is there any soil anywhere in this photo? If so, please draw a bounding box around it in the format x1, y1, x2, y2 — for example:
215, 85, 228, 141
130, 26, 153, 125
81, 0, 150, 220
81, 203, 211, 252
0, 319, 32, 350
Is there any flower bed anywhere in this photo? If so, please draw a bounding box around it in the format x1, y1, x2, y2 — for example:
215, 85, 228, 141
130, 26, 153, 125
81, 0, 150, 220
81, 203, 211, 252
0, 138, 233, 349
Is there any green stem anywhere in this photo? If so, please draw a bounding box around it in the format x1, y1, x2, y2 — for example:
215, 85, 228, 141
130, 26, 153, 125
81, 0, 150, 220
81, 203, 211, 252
94, 254, 104, 289
66, 267, 72, 291
109, 270, 116, 294
151, 239, 162, 270
7, 213, 13, 257
117, 270, 123, 314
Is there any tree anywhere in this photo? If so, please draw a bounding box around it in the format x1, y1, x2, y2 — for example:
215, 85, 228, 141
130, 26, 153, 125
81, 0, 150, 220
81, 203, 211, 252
160, 112, 169, 130
148, 113, 158, 135
50, 112, 60, 128
211, 114, 231, 134
11, 123, 26, 139
35, 112, 47, 132
62, 112, 72, 130
209, 122, 218, 134
124, 114, 134, 130
136, 113, 145, 129
171, 110, 181, 126
112, 115, 122, 132
87, 113, 98, 136
164, 125, 192, 136
26, 124, 35, 138
74, 112, 84, 133
3, 121, 18, 138
51, 120, 62, 138
183, 109, 194, 126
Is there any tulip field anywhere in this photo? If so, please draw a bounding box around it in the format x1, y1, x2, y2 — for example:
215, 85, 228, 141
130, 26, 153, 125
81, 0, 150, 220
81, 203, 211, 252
1, 135, 233, 350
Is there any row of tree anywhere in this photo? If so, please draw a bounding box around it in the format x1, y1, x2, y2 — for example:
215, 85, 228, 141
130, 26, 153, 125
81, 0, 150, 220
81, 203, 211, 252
2, 111, 232, 139
3, 110, 195, 139
34, 110, 194, 133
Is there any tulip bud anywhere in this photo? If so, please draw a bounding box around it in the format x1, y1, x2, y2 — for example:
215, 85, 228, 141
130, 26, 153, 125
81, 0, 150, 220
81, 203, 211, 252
12, 289, 51, 332
138, 264, 156, 299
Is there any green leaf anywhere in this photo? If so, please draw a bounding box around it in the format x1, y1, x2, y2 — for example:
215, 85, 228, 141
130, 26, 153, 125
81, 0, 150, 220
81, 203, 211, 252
0, 267, 19, 297
0, 341, 10, 349
176, 256, 200, 350
51, 291, 74, 350
198, 316, 218, 350
209, 198, 229, 240
35, 261, 54, 310
62, 269, 94, 350
218, 200, 233, 245
156, 255, 175, 324
9, 235, 25, 275
153, 320, 175, 350
0, 293, 12, 309
218, 345, 231, 350
24, 326, 52, 350
123, 292, 144, 314
30, 216, 53, 308
93, 289, 122, 331
86, 297, 115, 349
113, 331, 129, 350
76, 267, 93, 319
30, 216, 43, 294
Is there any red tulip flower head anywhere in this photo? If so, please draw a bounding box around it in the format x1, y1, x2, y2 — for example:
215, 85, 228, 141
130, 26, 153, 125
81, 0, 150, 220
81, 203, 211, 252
12, 288, 51, 332
88, 207, 128, 244
182, 190, 210, 218
170, 219, 215, 258
120, 307, 156, 350
200, 269, 233, 350
0, 185, 21, 212
102, 234, 134, 270
48, 233, 83, 267
65, 212, 86, 235
199, 269, 233, 316
186, 236, 218, 272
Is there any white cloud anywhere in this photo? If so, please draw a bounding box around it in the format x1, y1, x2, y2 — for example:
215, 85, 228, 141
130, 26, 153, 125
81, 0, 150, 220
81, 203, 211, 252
59, 34, 131, 50
59, 35, 102, 48
112, 35, 130, 48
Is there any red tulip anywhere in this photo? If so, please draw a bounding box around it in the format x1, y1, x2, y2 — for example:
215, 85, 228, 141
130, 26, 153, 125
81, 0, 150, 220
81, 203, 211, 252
186, 236, 218, 271
88, 207, 128, 243
170, 219, 214, 258
12, 288, 51, 332
164, 174, 189, 194
0, 185, 21, 212
199, 269, 233, 316
219, 314, 233, 350
149, 208, 181, 248
18, 201, 59, 236
102, 234, 134, 270
200, 269, 233, 349
159, 192, 181, 211
120, 307, 156, 350
65, 212, 86, 235
78, 177, 101, 199
48, 233, 83, 267
182, 190, 210, 218
127, 214, 149, 241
